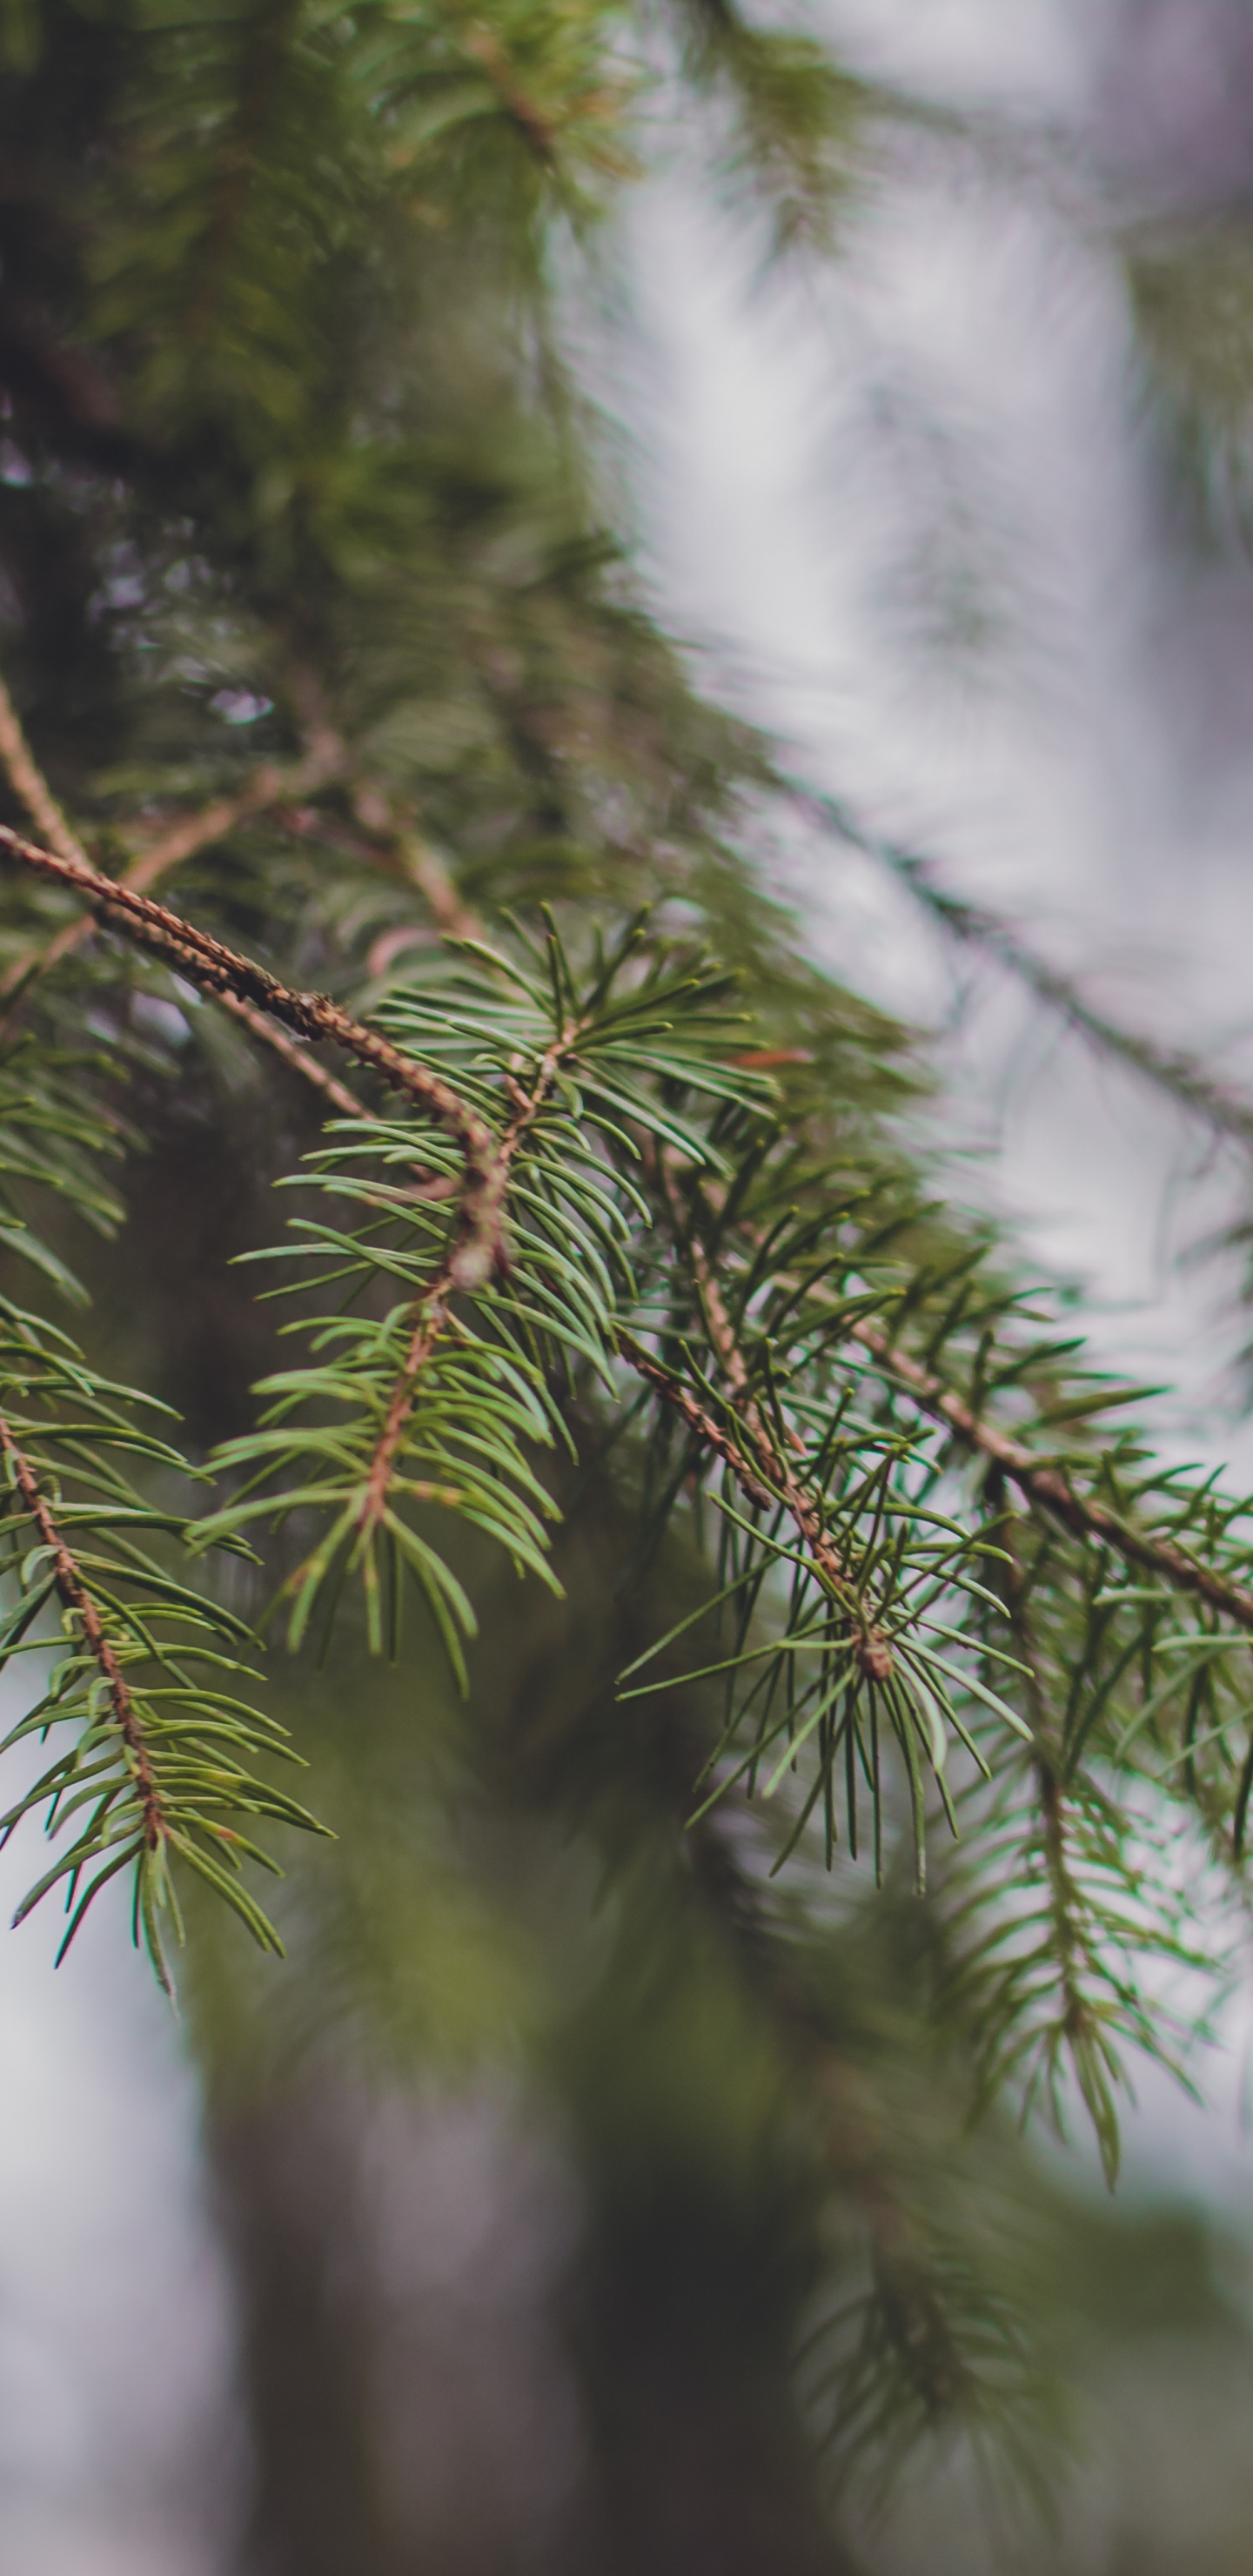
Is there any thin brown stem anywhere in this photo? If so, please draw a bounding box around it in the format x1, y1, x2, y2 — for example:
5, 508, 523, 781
616, 1330, 777, 1513
0, 819, 507, 1279
0, 678, 92, 871
358, 1300, 447, 1537
654, 1161, 895, 1676
0, 1415, 164, 1851
351, 779, 482, 944
997, 1503, 1091, 2043
0, 681, 484, 1139
0, 742, 344, 1009
848, 1308, 1253, 1635
461, 23, 557, 159
799, 780, 1253, 1154
356, 1022, 584, 1538
618, 1322, 893, 1680
213, 990, 367, 1123
697, 1186, 1253, 1639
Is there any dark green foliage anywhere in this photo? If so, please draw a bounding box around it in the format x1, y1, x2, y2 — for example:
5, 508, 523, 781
0, 1030, 325, 1979
3, 0, 1253, 2522
0, 1303, 322, 1982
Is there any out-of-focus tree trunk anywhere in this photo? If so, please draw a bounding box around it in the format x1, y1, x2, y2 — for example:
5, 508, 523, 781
211, 2074, 858, 2576
213, 2091, 388, 2576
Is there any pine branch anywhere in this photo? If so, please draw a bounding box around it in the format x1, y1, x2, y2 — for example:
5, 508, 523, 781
850, 1306, 1253, 1634
700, 1179, 1253, 1635
0, 670, 504, 1159
12, 3, 1253, 2499
643, 1156, 895, 1677
0, 677, 90, 874
198, 922, 755, 1666
214, 989, 367, 1123
0, 1299, 326, 1984
984, 1504, 1132, 2185
357, 1013, 584, 1540
801, 782, 1253, 1151
0, 1409, 165, 1858
0, 819, 506, 1282
618, 1132, 1253, 1928
0, 670, 347, 1038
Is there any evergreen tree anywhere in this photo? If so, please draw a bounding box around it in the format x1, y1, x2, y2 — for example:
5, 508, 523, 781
3, 3, 1253, 2558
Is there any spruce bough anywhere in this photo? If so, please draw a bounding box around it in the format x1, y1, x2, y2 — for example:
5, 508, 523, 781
1, 0, 1251, 2496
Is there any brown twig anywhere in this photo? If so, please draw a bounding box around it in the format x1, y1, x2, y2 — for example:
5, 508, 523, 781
0, 681, 344, 1005
213, 990, 367, 1124
800, 781, 1253, 1155
0, 675, 419, 1127
357, 1020, 584, 1537
616, 1330, 775, 1510
691, 1174, 1253, 1640
0, 820, 507, 1281
618, 1329, 893, 1679
349, 785, 478, 944
358, 1300, 448, 1538
845, 1308, 1253, 1636
461, 23, 557, 160
0, 1415, 164, 1854
0, 680, 92, 873
0, 667, 355, 1143
653, 1161, 895, 1677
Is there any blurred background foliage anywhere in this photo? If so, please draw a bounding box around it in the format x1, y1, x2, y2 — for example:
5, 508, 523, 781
8, 1, 1253, 2571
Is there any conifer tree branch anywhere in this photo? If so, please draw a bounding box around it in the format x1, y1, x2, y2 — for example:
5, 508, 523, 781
996, 1498, 1122, 2177
0, 1412, 165, 1855
802, 782, 1253, 1150
660, 1156, 896, 1675
698, 1176, 1253, 1635
358, 1016, 586, 1536
0, 673, 345, 1002
619, 1325, 895, 1685
0, 821, 507, 1277
9, 3, 1249, 2475
213, 990, 367, 1122
349, 780, 481, 943
0, 678, 94, 874
0, 1296, 325, 1979
848, 1306, 1253, 1633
